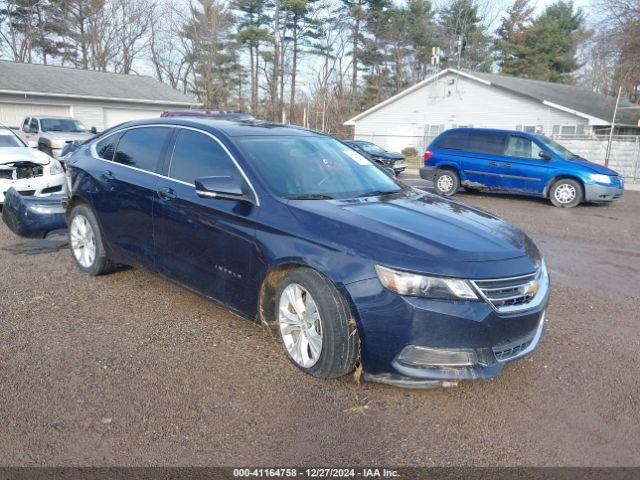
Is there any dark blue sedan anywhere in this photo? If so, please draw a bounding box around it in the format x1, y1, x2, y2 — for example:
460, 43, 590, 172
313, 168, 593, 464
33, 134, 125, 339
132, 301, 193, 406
64, 118, 549, 388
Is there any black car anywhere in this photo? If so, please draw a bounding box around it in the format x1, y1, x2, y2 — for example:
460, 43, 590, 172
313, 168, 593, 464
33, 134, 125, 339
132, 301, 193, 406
344, 140, 406, 174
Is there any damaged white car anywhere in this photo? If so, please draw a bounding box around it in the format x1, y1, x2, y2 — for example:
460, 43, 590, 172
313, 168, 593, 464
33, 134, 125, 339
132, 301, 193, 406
0, 125, 67, 204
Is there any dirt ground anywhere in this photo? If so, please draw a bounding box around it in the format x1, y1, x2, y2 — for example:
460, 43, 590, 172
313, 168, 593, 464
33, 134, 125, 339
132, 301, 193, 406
0, 176, 638, 467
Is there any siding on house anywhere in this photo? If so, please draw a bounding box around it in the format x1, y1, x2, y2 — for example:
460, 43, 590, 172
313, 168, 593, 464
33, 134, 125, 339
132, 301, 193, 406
0, 93, 175, 130
352, 72, 589, 152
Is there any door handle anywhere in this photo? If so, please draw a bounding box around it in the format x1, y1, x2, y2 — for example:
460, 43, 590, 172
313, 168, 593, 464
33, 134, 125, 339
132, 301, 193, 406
504, 162, 512, 168
101, 170, 115, 181
488, 161, 498, 167
158, 187, 177, 200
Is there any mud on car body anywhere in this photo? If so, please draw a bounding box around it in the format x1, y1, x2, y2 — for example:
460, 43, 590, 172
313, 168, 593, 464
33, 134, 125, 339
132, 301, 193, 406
63, 118, 549, 388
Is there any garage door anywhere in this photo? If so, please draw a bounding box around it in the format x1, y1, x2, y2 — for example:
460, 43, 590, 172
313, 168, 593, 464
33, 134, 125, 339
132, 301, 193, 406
0, 103, 70, 129
103, 108, 163, 128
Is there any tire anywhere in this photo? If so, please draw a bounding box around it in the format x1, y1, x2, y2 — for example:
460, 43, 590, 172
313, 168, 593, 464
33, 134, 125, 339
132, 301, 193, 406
549, 178, 583, 208
433, 169, 460, 196
275, 268, 360, 379
68, 204, 116, 275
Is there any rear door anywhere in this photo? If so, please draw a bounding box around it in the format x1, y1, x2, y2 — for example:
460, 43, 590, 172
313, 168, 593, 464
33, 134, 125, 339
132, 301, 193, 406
455, 131, 508, 188
91, 126, 173, 267
503, 134, 553, 194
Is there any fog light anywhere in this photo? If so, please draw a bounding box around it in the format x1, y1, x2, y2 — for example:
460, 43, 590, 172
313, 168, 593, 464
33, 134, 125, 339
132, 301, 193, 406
397, 346, 477, 367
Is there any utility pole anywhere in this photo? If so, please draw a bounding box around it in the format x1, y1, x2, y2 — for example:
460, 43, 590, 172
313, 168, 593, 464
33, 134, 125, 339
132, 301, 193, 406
605, 86, 622, 167
456, 36, 463, 70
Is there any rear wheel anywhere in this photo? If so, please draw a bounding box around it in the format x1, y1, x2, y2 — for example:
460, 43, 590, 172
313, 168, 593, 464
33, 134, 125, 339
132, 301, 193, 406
549, 178, 583, 208
275, 268, 359, 378
434, 169, 460, 196
68, 204, 116, 275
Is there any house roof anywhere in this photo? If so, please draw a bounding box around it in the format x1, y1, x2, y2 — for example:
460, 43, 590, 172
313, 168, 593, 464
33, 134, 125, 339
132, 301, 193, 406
0, 60, 197, 106
344, 68, 640, 127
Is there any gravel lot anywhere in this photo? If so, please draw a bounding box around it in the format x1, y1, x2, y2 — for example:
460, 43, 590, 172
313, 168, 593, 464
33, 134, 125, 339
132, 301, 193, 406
1, 176, 639, 467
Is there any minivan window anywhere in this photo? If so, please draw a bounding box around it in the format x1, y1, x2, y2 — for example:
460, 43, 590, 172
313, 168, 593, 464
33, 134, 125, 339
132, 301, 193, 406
113, 127, 172, 172
466, 131, 507, 156
96, 132, 122, 161
505, 135, 535, 158
29, 118, 39, 133
538, 135, 576, 161
435, 131, 467, 150
169, 130, 240, 184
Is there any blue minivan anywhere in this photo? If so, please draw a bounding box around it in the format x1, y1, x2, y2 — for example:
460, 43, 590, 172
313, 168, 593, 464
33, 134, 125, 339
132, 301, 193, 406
420, 128, 624, 207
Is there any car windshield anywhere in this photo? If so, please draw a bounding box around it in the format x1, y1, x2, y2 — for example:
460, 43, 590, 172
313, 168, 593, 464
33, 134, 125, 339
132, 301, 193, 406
0, 132, 25, 147
537, 135, 576, 161
40, 118, 88, 133
237, 136, 404, 199
356, 142, 386, 155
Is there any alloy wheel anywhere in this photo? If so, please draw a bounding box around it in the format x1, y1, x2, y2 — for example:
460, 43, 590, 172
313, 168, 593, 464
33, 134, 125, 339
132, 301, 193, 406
278, 283, 323, 368
554, 183, 577, 204
70, 214, 97, 268
437, 174, 454, 193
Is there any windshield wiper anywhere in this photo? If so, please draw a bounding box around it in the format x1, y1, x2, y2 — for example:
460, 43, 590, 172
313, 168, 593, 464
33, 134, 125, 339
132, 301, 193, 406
286, 193, 335, 200
356, 189, 400, 198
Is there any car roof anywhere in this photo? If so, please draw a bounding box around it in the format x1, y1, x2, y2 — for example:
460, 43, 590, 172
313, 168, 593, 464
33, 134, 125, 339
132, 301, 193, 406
112, 117, 323, 138
442, 127, 537, 136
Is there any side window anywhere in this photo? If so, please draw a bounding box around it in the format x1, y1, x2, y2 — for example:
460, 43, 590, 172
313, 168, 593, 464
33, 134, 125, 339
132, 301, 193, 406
95, 132, 122, 161
168, 129, 240, 184
22, 118, 30, 132
29, 118, 39, 133
505, 135, 535, 159
466, 132, 507, 155
435, 131, 467, 150
113, 127, 172, 172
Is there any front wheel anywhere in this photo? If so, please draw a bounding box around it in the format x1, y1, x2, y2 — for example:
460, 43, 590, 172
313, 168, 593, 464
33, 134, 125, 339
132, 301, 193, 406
433, 169, 460, 196
549, 178, 583, 208
275, 268, 359, 379
68, 204, 116, 275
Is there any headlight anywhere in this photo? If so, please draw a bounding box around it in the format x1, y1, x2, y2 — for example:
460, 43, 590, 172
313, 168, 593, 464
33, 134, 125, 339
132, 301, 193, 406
49, 159, 64, 175
375, 265, 478, 300
591, 174, 612, 184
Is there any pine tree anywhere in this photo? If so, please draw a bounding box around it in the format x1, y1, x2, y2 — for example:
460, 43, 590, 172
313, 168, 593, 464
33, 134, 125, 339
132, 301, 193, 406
438, 0, 491, 71
494, 0, 536, 76
184, 0, 240, 108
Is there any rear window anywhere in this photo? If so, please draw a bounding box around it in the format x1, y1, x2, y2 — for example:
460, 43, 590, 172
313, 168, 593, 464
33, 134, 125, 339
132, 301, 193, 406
434, 131, 467, 150
466, 131, 507, 155
113, 127, 172, 172
95, 132, 122, 161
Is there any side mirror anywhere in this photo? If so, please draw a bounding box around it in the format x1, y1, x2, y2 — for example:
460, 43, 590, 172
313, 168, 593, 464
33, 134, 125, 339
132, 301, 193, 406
27, 140, 38, 148
538, 150, 551, 160
90, 126, 97, 134
195, 176, 254, 204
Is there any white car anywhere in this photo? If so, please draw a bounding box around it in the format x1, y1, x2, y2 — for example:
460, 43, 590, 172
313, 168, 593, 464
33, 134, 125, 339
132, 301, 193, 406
0, 126, 67, 204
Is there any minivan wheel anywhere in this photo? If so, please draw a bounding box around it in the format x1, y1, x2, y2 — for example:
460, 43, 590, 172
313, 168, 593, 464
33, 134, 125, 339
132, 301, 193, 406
275, 268, 359, 378
69, 204, 116, 275
434, 169, 460, 196
549, 179, 583, 208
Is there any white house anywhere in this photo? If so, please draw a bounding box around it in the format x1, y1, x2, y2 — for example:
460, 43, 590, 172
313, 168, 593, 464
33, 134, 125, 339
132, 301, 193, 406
344, 69, 640, 153
0, 60, 198, 131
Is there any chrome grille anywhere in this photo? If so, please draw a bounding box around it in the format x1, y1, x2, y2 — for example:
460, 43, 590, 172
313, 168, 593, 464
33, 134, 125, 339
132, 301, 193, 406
471, 266, 548, 314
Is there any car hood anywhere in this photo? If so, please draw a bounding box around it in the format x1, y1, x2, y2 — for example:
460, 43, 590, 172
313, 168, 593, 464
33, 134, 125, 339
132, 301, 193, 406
287, 192, 541, 279
568, 156, 619, 175
371, 152, 404, 161
0, 148, 51, 166
45, 132, 94, 142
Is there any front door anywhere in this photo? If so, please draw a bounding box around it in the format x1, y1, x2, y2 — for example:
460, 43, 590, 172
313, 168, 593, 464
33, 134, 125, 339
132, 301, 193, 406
91, 126, 173, 268
153, 128, 260, 313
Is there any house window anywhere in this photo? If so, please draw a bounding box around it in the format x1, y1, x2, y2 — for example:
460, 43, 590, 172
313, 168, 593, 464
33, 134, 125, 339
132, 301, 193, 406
522, 125, 536, 133
426, 124, 445, 136
560, 125, 577, 135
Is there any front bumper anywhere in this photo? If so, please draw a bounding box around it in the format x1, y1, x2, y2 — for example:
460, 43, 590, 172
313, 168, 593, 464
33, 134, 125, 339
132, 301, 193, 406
419, 166, 437, 181
393, 162, 406, 173
0, 172, 67, 203
584, 181, 624, 203
1, 188, 67, 238
346, 276, 549, 388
